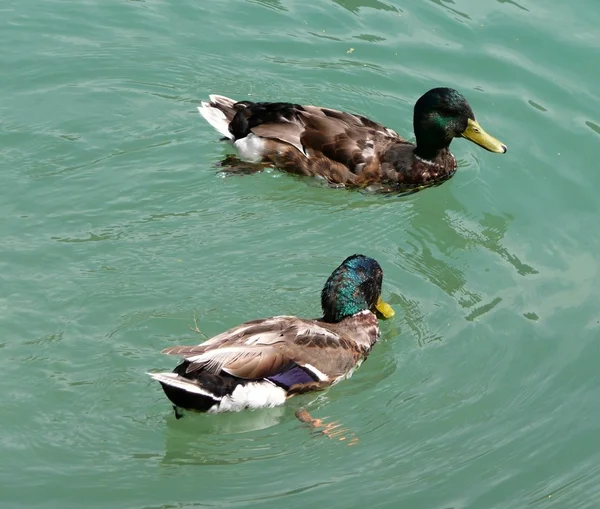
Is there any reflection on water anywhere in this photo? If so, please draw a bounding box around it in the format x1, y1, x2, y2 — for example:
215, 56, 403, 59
428, 0, 471, 20
160, 406, 287, 466
332, 0, 400, 13
248, 0, 401, 14
586, 121, 600, 136
248, 0, 287, 11
353, 33, 386, 43
497, 0, 529, 12
394, 293, 443, 347
396, 189, 538, 326
268, 56, 385, 73
430, 0, 529, 18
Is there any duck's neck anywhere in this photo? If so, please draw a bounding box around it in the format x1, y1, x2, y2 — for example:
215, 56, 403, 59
413, 114, 455, 161
414, 136, 452, 162
413, 146, 455, 167
335, 310, 380, 349
408, 147, 457, 187
322, 294, 370, 323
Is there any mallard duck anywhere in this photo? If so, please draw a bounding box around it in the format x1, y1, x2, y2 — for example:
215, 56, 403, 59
148, 254, 394, 417
198, 87, 507, 192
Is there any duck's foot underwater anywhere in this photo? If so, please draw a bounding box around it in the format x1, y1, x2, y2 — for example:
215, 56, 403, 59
295, 408, 358, 445
216, 154, 272, 175
173, 406, 184, 420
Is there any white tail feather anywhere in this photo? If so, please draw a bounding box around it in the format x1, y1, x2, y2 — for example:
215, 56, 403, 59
208, 94, 236, 108
148, 372, 288, 413
214, 381, 286, 413
197, 103, 233, 139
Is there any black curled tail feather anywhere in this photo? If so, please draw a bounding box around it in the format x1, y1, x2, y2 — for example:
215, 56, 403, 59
158, 361, 250, 413
159, 382, 217, 413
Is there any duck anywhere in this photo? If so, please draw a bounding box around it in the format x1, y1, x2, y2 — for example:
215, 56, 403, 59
148, 254, 395, 417
197, 87, 507, 193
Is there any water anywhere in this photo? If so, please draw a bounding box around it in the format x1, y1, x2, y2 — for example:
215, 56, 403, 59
2, 0, 600, 507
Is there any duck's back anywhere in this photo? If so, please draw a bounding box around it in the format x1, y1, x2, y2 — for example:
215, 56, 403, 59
199, 96, 415, 187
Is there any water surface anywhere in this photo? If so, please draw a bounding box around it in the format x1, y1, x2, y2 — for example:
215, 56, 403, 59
2, 0, 600, 507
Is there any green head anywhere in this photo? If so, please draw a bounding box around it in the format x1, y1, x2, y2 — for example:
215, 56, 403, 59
321, 254, 394, 323
413, 87, 507, 160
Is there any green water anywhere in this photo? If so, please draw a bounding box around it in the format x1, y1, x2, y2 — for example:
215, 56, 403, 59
2, 0, 600, 507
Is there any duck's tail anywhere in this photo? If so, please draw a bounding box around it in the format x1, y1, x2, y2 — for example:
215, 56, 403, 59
148, 372, 220, 412
197, 94, 238, 140
147, 370, 287, 413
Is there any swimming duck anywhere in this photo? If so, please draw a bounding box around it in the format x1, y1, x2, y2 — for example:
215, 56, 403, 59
198, 87, 507, 193
148, 254, 395, 417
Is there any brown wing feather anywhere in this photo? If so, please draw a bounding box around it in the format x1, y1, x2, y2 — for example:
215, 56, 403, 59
229, 101, 409, 185
268, 106, 402, 181
184, 346, 291, 379
251, 123, 305, 155
161, 316, 363, 381
161, 317, 291, 356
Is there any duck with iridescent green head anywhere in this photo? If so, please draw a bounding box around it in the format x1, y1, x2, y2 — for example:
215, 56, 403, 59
148, 255, 394, 418
198, 87, 507, 193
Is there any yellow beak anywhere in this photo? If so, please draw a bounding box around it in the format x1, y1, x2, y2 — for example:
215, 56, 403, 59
375, 296, 395, 320
461, 118, 507, 153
